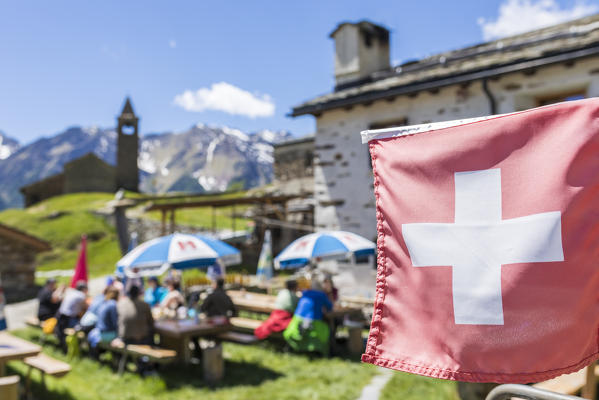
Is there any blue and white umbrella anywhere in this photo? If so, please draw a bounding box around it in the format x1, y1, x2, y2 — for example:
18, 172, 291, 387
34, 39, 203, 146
274, 231, 376, 270
116, 233, 241, 277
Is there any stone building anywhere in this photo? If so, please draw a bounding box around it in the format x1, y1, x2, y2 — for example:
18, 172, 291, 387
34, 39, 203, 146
20, 98, 140, 207
291, 15, 599, 240
0, 223, 50, 302
272, 135, 315, 195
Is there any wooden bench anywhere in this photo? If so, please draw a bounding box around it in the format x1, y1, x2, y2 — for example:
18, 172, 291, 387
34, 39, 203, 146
229, 317, 284, 340
23, 353, 71, 399
217, 331, 259, 344
229, 317, 262, 332
25, 317, 41, 329
97, 341, 177, 375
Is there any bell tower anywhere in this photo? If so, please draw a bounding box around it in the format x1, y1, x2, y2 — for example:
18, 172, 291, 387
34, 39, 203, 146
116, 97, 139, 192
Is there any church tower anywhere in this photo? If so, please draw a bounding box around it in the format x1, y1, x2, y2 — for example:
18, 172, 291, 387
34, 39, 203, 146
116, 97, 139, 192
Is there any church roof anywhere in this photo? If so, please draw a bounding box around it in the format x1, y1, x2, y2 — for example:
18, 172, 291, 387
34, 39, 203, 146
291, 14, 599, 116
120, 97, 137, 119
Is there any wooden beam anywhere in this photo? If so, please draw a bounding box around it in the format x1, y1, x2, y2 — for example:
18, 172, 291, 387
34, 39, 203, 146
232, 204, 236, 232
145, 195, 303, 212
169, 210, 175, 234
212, 207, 216, 234
161, 210, 167, 236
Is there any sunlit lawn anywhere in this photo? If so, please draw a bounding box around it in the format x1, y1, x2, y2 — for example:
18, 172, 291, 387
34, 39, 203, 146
379, 370, 459, 400
9, 328, 377, 400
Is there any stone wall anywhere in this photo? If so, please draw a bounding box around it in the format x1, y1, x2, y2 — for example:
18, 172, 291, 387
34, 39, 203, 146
313, 58, 599, 239
0, 236, 39, 302
273, 137, 314, 182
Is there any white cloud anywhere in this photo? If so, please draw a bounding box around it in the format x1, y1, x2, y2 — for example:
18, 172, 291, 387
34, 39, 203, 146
173, 82, 275, 118
169, 40, 177, 49
478, 0, 598, 40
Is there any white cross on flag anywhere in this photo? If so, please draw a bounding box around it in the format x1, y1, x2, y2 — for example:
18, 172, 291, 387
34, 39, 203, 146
361, 98, 599, 383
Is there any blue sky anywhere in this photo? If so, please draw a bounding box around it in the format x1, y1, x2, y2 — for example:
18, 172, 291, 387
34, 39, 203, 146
0, 0, 597, 143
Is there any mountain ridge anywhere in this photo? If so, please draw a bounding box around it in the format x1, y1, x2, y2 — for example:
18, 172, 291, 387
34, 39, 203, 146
0, 124, 292, 209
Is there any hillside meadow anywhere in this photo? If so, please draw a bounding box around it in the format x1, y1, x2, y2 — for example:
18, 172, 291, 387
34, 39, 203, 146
0, 192, 250, 280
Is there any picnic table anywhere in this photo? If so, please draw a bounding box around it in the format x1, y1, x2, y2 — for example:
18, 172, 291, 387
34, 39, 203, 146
227, 290, 277, 314
227, 290, 365, 353
0, 332, 41, 376
154, 317, 231, 364
227, 290, 362, 319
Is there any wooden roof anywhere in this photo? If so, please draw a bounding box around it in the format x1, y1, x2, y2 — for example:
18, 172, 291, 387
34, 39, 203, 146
0, 223, 51, 252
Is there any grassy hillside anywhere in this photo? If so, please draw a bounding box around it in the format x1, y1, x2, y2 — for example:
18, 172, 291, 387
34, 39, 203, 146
0, 193, 121, 280
0, 192, 252, 280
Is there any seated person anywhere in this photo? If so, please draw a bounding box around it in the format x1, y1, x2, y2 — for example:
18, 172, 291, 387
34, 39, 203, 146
255, 279, 298, 340
283, 280, 333, 356
56, 281, 88, 351
160, 278, 185, 311
88, 287, 119, 352
323, 275, 338, 304
37, 278, 64, 321
124, 266, 144, 294
116, 285, 154, 345
200, 278, 236, 318
144, 277, 167, 307
79, 279, 114, 331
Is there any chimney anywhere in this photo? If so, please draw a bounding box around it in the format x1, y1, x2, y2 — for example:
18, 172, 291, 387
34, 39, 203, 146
330, 20, 390, 89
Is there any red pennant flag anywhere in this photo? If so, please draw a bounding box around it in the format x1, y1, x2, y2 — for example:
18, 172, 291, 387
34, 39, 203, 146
361, 98, 599, 383
70, 235, 88, 288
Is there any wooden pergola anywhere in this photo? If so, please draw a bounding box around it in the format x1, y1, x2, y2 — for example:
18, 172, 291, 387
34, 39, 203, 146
145, 194, 303, 235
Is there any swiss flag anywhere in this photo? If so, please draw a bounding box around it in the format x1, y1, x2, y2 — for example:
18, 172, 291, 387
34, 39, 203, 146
361, 98, 599, 383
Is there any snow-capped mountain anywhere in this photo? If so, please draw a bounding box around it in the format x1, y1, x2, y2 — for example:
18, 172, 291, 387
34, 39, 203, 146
0, 131, 20, 160
0, 124, 292, 209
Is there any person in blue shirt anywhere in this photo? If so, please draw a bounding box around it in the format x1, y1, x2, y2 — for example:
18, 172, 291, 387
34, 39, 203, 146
143, 277, 167, 307
283, 279, 333, 356
87, 287, 119, 355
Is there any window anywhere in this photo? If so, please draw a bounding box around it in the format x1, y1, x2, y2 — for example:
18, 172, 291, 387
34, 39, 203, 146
536, 90, 587, 107
368, 117, 408, 131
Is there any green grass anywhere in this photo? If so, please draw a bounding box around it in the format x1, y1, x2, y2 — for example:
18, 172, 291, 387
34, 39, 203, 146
379, 371, 459, 400
8, 328, 377, 400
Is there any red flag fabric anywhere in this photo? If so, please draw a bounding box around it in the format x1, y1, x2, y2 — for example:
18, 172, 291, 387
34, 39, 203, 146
70, 235, 88, 288
361, 98, 599, 383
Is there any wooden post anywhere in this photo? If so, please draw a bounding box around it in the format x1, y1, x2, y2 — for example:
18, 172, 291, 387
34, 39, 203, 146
212, 207, 216, 234
232, 204, 236, 233
0, 375, 19, 400
169, 210, 176, 234
202, 343, 224, 384
347, 327, 364, 354
161, 210, 167, 236
582, 362, 596, 400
